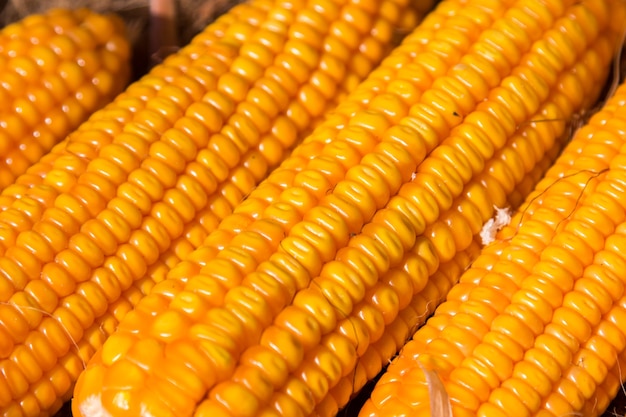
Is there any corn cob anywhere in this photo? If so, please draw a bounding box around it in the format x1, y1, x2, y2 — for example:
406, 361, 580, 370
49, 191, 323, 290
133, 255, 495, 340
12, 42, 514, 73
2, 7, 274, 413
116, 0, 433, 298
313, 140, 563, 417
0, 0, 429, 253
1, 0, 426, 214
81, 0, 434, 385
290, 129, 560, 417
359, 50, 626, 417
0, 0, 432, 414
0, 0, 268, 211
72, 0, 625, 416
0, 7, 130, 190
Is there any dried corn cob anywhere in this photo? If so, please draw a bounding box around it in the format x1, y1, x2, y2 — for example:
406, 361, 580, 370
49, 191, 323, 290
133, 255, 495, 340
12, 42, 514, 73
72, 0, 626, 416
359, 45, 626, 417
85, 0, 434, 380
119, 0, 434, 298
313, 141, 563, 417
0, 0, 432, 414
0, 0, 270, 211
0, 7, 130, 190
271, 123, 560, 417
